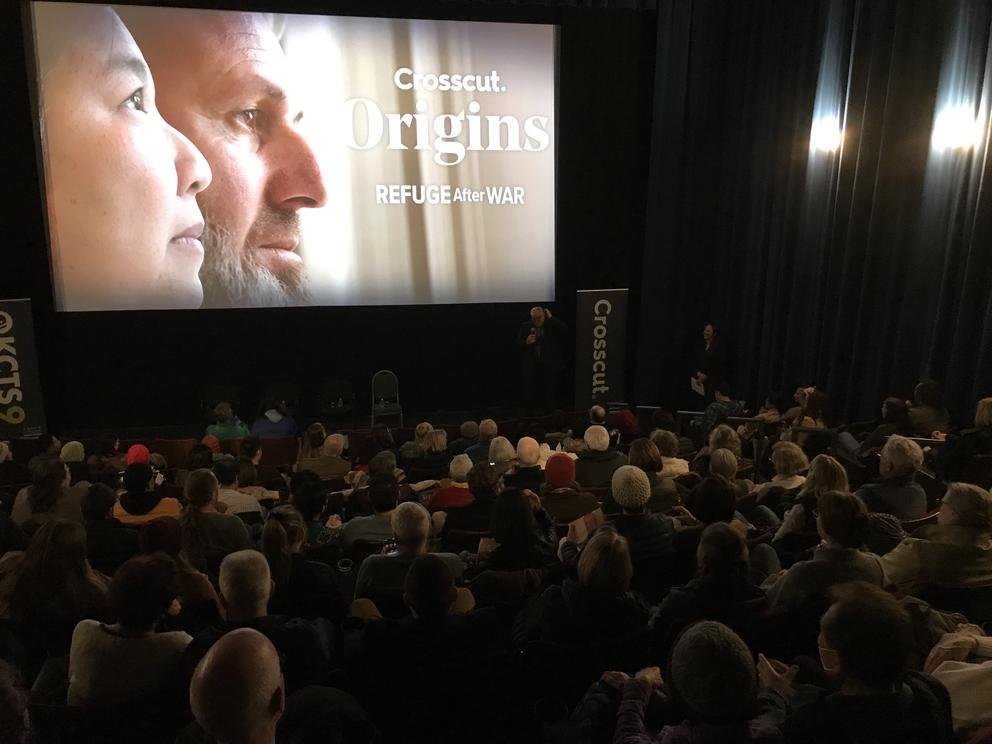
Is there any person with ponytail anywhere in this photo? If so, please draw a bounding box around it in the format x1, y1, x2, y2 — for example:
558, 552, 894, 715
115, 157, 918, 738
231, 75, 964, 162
762, 491, 884, 611
179, 469, 251, 577
262, 505, 347, 621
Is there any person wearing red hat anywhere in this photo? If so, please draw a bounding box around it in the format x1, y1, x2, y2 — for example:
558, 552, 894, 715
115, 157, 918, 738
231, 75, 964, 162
540, 453, 599, 524
201, 436, 221, 455
126, 444, 151, 466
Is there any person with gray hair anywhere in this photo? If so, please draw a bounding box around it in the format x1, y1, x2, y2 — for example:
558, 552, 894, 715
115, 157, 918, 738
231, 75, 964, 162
429, 454, 476, 510
651, 428, 690, 478
488, 436, 517, 476
855, 434, 927, 520
575, 425, 628, 488
517, 306, 569, 413
296, 432, 351, 481
448, 421, 480, 456
504, 437, 546, 492
466, 419, 499, 463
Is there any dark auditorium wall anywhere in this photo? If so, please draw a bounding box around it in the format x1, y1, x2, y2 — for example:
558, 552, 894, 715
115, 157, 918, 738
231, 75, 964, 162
635, 0, 992, 424
0, 0, 655, 431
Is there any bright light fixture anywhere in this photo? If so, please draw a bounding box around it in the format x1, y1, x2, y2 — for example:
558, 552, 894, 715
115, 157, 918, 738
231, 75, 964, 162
931, 105, 985, 151
810, 116, 843, 153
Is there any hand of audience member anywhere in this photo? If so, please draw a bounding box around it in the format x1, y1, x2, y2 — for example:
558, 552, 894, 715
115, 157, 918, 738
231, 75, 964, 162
757, 654, 798, 698
325, 514, 343, 529
670, 506, 698, 526
634, 667, 663, 688
924, 632, 981, 674
931, 431, 947, 441
600, 671, 629, 690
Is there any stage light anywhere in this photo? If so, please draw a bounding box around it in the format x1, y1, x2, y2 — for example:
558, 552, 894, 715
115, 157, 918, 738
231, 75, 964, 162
931, 105, 985, 151
810, 116, 843, 153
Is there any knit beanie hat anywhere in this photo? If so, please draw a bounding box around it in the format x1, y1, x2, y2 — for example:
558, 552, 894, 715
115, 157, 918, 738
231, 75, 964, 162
611, 465, 651, 510
126, 444, 151, 465
544, 453, 576, 489
670, 621, 756, 721
59, 440, 85, 463
201, 436, 221, 454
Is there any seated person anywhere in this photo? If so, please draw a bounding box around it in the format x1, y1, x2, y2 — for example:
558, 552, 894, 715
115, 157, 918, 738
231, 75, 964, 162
212, 458, 262, 518
428, 454, 475, 510
249, 397, 298, 438
68, 553, 191, 709
907, 379, 952, 438
441, 463, 501, 538
762, 491, 884, 611
754, 442, 808, 503
880, 482, 992, 595
354, 502, 465, 618
179, 469, 253, 577
540, 453, 598, 524
856, 435, 927, 520
479, 488, 558, 572
447, 421, 480, 456
113, 462, 181, 526
937, 397, 992, 482
399, 421, 433, 464
11, 456, 83, 530
691, 383, 745, 441
488, 436, 517, 476
465, 419, 498, 464
263, 506, 348, 621
707, 447, 752, 501
609, 622, 783, 742
290, 478, 334, 548
837, 397, 912, 460
651, 429, 690, 478
339, 474, 399, 547
774, 454, 849, 545
924, 625, 992, 732
297, 432, 351, 482
503, 437, 545, 492
205, 401, 251, 441
604, 466, 674, 568
409, 430, 452, 477
82, 483, 139, 576
575, 425, 628, 488
627, 438, 680, 514
184, 550, 337, 692
759, 582, 953, 743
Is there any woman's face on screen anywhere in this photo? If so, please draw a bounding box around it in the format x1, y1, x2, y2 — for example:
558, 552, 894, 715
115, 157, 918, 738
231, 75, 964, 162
40, 6, 211, 310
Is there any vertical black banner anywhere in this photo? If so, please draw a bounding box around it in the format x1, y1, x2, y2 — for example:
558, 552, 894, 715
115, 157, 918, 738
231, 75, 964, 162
0, 299, 47, 438
574, 289, 628, 409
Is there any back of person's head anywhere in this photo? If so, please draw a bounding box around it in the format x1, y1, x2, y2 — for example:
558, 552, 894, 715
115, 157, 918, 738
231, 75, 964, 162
240, 436, 261, 462
611, 465, 652, 512
589, 405, 606, 424
628, 438, 663, 474
478, 419, 498, 441
697, 522, 748, 576
404, 554, 456, 621
368, 450, 397, 477
670, 621, 756, 723
219, 550, 271, 620
148, 452, 168, 474
322, 433, 345, 458
391, 501, 431, 550
7, 520, 92, 622
687, 476, 736, 525
111, 553, 178, 634
59, 440, 85, 464
369, 473, 399, 513
139, 517, 182, 557
516, 437, 541, 467
188, 444, 214, 471
941, 482, 992, 531
820, 582, 912, 689
291, 480, 327, 523
708, 448, 738, 480
467, 462, 500, 500
882, 397, 909, 426
707, 425, 741, 457
448, 454, 473, 483
184, 468, 219, 509
236, 458, 258, 488
89, 462, 121, 490
414, 421, 433, 445
303, 423, 327, 456
212, 458, 239, 488
123, 462, 154, 494
802, 454, 848, 497
490, 488, 536, 544
583, 425, 610, 452
577, 527, 632, 595
650, 429, 680, 458
28, 456, 67, 514
975, 397, 992, 429
213, 401, 235, 423
881, 435, 923, 478
803, 390, 829, 422
89, 434, 119, 460
262, 506, 306, 585
370, 425, 396, 454
289, 469, 322, 498
651, 408, 677, 432
771, 441, 809, 477
817, 491, 869, 548
191, 628, 285, 744
81, 483, 116, 523
914, 379, 942, 407
488, 436, 515, 464
459, 421, 480, 440
426, 429, 447, 454
544, 453, 576, 490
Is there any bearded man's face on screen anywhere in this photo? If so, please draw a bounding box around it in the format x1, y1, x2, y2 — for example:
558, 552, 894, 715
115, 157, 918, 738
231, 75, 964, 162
120, 8, 328, 308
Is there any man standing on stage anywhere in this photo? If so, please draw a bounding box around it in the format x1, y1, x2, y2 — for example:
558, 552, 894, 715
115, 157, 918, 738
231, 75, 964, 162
517, 306, 568, 413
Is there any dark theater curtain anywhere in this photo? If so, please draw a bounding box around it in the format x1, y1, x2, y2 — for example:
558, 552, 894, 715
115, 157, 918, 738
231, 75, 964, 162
635, 0, 992, 424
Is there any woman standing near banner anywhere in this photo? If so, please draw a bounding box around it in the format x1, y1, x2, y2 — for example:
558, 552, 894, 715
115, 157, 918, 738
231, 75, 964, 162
693, 322, 727, 401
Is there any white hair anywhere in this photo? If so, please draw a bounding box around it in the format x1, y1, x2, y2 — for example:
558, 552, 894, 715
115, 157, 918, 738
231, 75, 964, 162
391, 501, 431, 543
219, 550, 271, 613
488, 436, 515, 464
449, 454, 472, 483
584, 425, 610, 452
322, 433, 345, 457
516, 437, 541, 467
882, 435, 923, 477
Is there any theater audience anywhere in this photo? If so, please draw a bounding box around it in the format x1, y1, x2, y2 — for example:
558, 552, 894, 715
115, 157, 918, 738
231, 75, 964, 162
838, 397, 912, 459
754, 441, 808, 503
82, 483, 139, 575
67, 553, 190, 709
488, 435, 517, 476
290, 478, 333, 547
263, 506, 348, 621
693, 383, 745, 440
187, 443, 214, 471
937, 397, 992, 482
250, 397, 298, 438
856, 435, 926, 520
465, 419, 498, 463
504, 437, 545, 492
114, 462, 182, 525
774, 454, 849, 544
411, 429, 451, 476
880, 482, 992, 595
908, 379, 952, 438
429, 454, 475, 510
628, 437, 680, 514
710, 447, 753, 501
400, 421, 434, 463
367, 425, 399, 461
652, 429, 690, 478
762, 490, 883, 611
759, 583, 953, 743
575, 425, 628, 488
59, 440, 87, 484
213, 458, 262, 518
924, 625, 992, 731
298, 432, 351, 481
448, 420, 480, 455
340, 474, 398, 546
483, 488, 557, 572
11, 456, 83, 530
26, 434, 61, 473
205, 402, 250, 441
441, 463, 501, 536
240, 436, 263, 465
540, 453, 598, 523
126, 443, 152, 466
604, 465, 673, 563
179, 469, 252, 576
299, 423, 328, 461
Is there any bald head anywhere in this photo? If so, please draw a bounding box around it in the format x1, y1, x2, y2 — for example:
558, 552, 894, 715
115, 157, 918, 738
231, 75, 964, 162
516, 437, 541, 467
323, 433, 345, 457
191, 628, 284, 744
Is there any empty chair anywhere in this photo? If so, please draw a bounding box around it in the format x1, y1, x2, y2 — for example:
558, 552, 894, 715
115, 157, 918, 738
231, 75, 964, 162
317, 379, 357, 428
371, 370, 403, 427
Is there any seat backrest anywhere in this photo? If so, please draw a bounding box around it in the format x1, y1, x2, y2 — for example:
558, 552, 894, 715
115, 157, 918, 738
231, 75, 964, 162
371, 370, 399, 402
152, 438, 198, 469
961, 454, 992, 490
258, 437, 300, 468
